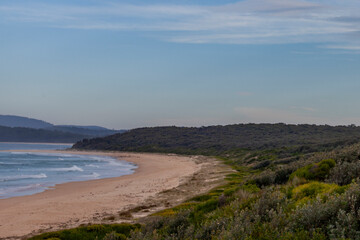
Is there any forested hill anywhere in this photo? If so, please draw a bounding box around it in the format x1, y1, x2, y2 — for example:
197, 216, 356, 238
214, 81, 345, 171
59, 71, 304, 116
72, 123, 360, 154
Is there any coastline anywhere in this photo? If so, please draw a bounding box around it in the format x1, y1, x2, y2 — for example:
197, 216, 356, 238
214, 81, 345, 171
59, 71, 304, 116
0, 150, 231, 239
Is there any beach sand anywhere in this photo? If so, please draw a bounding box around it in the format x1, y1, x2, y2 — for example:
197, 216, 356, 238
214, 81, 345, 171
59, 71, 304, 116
0, 150, 231, 239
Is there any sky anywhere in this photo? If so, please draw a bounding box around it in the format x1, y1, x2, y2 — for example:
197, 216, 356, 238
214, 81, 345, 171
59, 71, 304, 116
0, 0, 360, 129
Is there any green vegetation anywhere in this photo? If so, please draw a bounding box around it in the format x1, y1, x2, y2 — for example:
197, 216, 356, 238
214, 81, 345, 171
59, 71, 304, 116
126, 143, 360, 239
290, 159, 336, 181
32, 124, 360, 239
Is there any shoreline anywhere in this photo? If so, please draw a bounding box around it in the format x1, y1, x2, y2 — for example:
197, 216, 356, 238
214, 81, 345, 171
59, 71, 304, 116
0, 150, 138, 200
0, 150, 232, 239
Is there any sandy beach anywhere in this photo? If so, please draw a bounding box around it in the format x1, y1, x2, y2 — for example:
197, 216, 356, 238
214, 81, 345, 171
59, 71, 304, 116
0, 150, 231, 240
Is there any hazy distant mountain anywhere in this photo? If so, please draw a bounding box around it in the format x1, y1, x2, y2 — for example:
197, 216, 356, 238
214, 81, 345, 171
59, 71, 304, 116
0, 115, 53, 129
0, 125, 89, 143
0, 114, 126, 142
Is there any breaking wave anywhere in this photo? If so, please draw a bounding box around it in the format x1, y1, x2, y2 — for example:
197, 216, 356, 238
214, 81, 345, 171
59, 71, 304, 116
0, 173, 47, 182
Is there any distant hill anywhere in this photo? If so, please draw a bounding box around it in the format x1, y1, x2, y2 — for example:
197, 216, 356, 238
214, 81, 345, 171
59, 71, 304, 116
0, 114, 126, 142
0, 115, 53, 129
0, 126, 90, 143
73, 123, 360, 155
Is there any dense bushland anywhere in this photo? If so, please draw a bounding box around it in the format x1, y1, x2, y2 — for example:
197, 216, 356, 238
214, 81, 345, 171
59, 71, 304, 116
127, 143, 360, 240
73, 123, 360, 155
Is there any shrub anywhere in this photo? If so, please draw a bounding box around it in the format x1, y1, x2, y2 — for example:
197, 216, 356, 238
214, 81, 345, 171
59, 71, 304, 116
194, 198, 220, 215
291, 182, 346, 204
102, 231, 126, 240
250, 165, 298, 188
289, 182, 360, 238
189, 194, 212, 202
87, 225, 106, 233
290, 196, 340, 231
327, 161, 360, 185
290, 159, 335, 181
251, 172, 276, 187
242, 183, 261, 193
194, 217, 228, 240
252, 189, 286, 222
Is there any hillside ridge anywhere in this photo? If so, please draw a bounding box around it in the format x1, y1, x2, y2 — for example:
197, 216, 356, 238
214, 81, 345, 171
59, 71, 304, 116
73, 123, 360, 154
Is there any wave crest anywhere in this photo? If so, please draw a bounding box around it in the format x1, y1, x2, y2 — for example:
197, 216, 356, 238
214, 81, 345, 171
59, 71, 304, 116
50, 165, 84, 172
0, 173, 47, 182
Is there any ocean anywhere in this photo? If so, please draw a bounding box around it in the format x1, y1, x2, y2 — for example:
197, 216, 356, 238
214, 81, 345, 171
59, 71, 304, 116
0, 142, 137, 199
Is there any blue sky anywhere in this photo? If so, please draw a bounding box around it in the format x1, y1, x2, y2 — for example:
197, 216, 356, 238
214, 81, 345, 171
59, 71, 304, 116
0, 0, 360, 129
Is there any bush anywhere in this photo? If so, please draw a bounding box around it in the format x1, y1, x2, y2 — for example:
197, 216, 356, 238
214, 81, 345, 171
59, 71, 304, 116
87, 225, 106, 233
103, 231, 126, 240
290, 182, 360, 238
327, 161, 360, 185
291, 182, 347, 204
290, 159, 335, 181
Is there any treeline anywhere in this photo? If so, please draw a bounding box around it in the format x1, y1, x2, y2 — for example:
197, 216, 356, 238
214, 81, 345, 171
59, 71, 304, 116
73, 123, 360, 155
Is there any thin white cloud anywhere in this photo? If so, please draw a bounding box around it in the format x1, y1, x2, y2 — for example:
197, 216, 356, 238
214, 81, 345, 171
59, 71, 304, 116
234, 107, 324, 124
0, 1, 359, 50
234, 107, 360, 126
325, 45, 360, 50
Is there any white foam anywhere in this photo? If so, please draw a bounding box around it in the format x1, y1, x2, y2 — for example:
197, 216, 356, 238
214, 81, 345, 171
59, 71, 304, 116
9, 152, 74, 158
0, 184, 42, 197
0, 173, 47, 182
0, 151, 137, 199
0, 162, 21, 165
50, 165, 84, 172
86, 164, 100, 168
84, 155, 125, 167
80, 172, 100, 179
89, 172, 100, 178
10, 152, 30, 155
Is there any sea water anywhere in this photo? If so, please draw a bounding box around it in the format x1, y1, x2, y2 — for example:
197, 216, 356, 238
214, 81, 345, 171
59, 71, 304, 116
0, 142, 137, 199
